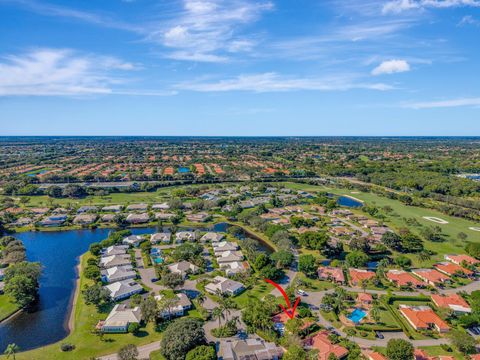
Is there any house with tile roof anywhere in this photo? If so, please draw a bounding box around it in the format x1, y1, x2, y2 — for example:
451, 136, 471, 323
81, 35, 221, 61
411, 269, 451, 287
444, 254, 479, 266
318, 266, 346, 284
349, 268, 376, 286
431, 293, 471, 314
218, 337, 284, 360
304, 331, 349, 360
434, 262, 474, 278
99, 304, 142, 333
104, 280, 143, 301
386, 269, 427, 288
205, 276, 245, 296
399, 305, 450, 333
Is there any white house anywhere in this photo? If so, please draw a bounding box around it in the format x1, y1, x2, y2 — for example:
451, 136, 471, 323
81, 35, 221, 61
155, 293, 192, 319
100, 254, 131, 269
175, 231, 196, 242
150, 232, 171, 244
167, 261, 200, 278
201, 232, 225, 243
102, 245, 129, 257
101, 265, 136, 283
205, 276, 245, 296
104, 280, 143, 301
100, 304, 142, 333
122, 235, 144, 247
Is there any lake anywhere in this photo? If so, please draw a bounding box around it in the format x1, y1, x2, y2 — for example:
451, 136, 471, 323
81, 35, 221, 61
0, 222, 269, 352
337, 195, 364, 208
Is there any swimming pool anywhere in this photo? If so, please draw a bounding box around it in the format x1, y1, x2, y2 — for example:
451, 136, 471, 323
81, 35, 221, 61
347, 308, 367, 324
153, 256, 164, 264
178, 167, 190, 173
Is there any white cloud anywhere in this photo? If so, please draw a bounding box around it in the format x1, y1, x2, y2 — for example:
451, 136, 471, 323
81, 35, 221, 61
0, 48, 171, 97
372, 59, 411, 75
383, 0, 480, 14
458, 15, 480, 26
147, 0, 273, 62
404, 97, 480, 108
175, 72, 393, 92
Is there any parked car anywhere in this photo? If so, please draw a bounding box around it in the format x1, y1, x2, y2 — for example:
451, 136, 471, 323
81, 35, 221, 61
297, 289, 307, 296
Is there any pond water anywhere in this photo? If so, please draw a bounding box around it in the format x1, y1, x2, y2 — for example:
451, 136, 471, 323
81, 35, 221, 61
337, 195, 364, 208
0, 222, 270, 352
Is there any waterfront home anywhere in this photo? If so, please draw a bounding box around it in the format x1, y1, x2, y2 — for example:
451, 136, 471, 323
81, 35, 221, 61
434, 262, 474, 278
220, 261, 250, 276
126, 203, 148, 211
444, 254, 480, 266
150, 232, 171, 244
201, 232, 225, 243
175, 231, 196, 242
126, 213, 150, 224
412, 269, 451, 287
101, 214, 115, 223
101, 265, 136, 283
186, 212, 210, 222
152, 202, 170, 210
155, 293, 192, 319
218, 337, 284, 360
154, 212, 176, 220
216, 251, 244, 264
348, 268, 376, 286
39, 214, 68, 227
0, 268, 5, 281
431, 294, 472, 314
104, 280, 143, 301
122, 235, 144, 247
260, 213, 281, 222
399, 305, 449, 333
317, 266, 346, 285
304, 331, 349, 360
52, 207, 68, 214
167, 261, 200, 278
386, 270, 427, 288
73, 214, 97, 225
0, 281, 4, 294
99, 304, 142, 333
12, 217, 33, 226
101, 205, 123, 213
28, 207, 50, 215
77, 205, 98, 214
102, 245, 129, 256
205, 276, 244, 296
332, 209, 353, 217
213, 241, 239, 255
100, 254, 131, 269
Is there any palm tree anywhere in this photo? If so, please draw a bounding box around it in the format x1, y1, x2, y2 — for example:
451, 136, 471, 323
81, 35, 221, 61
4, 344, 20, 360
196, 292, 206, 307
212, 307, 224, 327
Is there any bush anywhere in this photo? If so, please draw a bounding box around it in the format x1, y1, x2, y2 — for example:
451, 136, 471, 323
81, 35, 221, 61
211, 319, 238, 338
60, 343, 75, 352
128, 322, 140, 334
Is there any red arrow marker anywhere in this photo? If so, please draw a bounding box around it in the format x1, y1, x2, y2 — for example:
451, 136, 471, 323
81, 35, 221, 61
265, 278, 301, 320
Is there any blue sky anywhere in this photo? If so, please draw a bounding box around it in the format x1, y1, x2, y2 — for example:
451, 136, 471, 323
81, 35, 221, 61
0, 0, 479, 135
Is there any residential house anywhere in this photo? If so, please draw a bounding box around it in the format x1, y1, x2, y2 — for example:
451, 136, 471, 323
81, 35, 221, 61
412, 269, 451, 287
99, 304, 142, 333
126, 213, 150, 224
101, 214, 116, 223
399, 305, 450, 333
434, 262, 474, 278
220, 261, 250, 276
213, 241, 239, 255
317, 266, 345, 285
414, 349, 455, 360
349, 269, 376, 286
0, 268, 5, 281
126, 203, 148, 212
122, 235, 144, 247
150, 232, 171, 244
104, 280, 143, 301
201, 232, 225, 243
167, 261, 199, 278
329, 227, 354, 237
386, 270, 427, 288
357, 293, 373, 305
101, 205, 123, 213
77, 206, 98, 214
102, 245, 129, 256
368, 352, 387, 360
100, 254, 131, 269
444, 254, 480, 267
431, 294, 472, 314
152, 203, 170, 210
155, 293, 192, 319
29, 207, 50, 215
218, 337, 283, 360
205, 276, 245, 296
304, 331, 349, 360
175, 231, 196, 242
101, 265, 136, 283
154, 212, 176, 220
186, 212, 210, 222
12, 217, 33, 226
73, 214, 97, 225
39, 214, 67, 227
216, 251, 244, 264
0, 281, 4, 294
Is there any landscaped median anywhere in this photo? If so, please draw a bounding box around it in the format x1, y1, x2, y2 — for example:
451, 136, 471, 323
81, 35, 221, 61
0, 252, 163, 360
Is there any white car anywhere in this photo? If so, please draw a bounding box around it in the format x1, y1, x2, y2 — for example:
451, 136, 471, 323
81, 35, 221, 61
297, 289, 307, 296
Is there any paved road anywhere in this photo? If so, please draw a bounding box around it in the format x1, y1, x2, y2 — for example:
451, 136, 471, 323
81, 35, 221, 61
135, 249, 166, 293
98, 340, 161, 360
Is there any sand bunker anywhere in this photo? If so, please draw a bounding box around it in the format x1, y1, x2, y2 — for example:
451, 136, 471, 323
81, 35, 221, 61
469, 227, 480, 232
422, 216, 449, 224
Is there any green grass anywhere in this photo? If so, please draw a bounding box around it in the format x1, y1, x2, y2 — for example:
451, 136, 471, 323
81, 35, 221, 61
0, 294, 20, 322
234, 281, 274, 308
296, 273, 335, 291
149, 349, 166, 360
2, 253, 163, 360
418, 346, 464, 359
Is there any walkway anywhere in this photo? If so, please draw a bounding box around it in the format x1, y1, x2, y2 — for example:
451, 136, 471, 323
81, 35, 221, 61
98, 341, 161, 360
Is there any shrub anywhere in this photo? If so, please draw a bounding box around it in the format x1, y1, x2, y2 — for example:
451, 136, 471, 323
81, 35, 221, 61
60, 343, 75, 352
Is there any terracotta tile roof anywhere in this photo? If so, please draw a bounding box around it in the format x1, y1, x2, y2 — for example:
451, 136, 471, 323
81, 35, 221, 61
445, 254, 480, 266
304, 331, 348, 360
349, 268, 376, 285
434, 262, 473, 277
386, 270, 427, 288
400, 305, 450, 332
414, 349, 455, 360
318, 266, 345, 284
368, 352, 387, 360
412, 269, 451, 285
357, 293, 373, 303
431, 293, 471, 313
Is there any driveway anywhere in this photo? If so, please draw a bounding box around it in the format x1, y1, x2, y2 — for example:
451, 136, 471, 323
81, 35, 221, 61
135, 249, 166, 293
98, 341, 161, 360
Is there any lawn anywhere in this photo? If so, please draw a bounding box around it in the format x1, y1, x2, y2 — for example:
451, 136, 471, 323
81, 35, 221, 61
234, 281, 274, 308
1, 253, 164, 360
295, 273, 335, 291
0, 294, 20, 322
